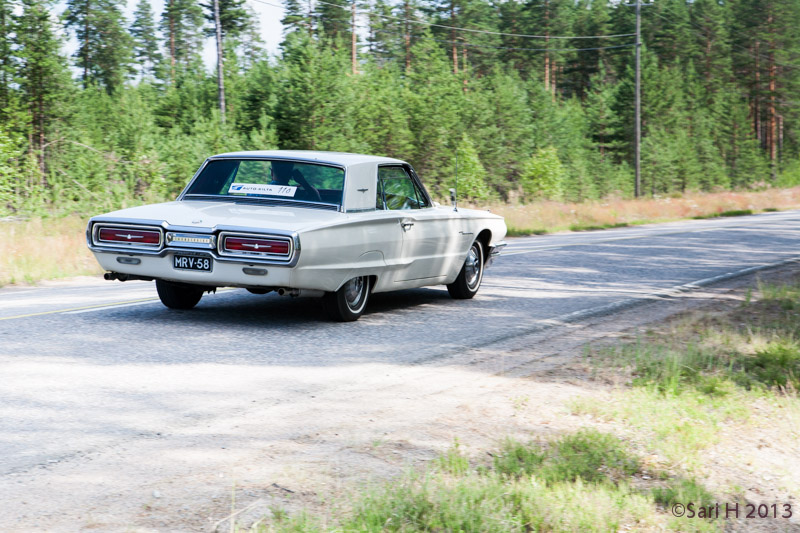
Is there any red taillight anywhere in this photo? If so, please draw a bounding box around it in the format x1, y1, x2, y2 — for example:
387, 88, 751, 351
98, 227, 160, 245
223, 236, 290, 255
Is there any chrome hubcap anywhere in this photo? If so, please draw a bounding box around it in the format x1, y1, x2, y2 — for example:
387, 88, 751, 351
465, 245, 481, 289
344, 276, 366, 310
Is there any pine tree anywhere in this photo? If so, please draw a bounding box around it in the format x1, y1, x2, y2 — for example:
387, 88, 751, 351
275, 32, 358, 151
160, 0, 204, 82
567, 0, 612, 100
281, 0, 310, 44
0, 0, 16, 114
519, 146, 565, 200
315, 0, 350, 44
453, 133, 492, 200
63, 0, 133, 91
584, 65, 621, 160
130, 0, 161, 79
16, 0, 71, 181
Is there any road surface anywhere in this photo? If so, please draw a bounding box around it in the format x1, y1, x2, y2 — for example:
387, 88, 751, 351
1, 210, 800, 531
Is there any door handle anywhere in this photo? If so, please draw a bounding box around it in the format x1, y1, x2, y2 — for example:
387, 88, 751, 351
400, 221, 414, 231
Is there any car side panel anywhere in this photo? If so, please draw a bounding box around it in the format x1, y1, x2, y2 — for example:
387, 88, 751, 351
395, 208, 467, 282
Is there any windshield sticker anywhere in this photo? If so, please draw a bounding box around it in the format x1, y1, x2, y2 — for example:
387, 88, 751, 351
228, 183, 297, 197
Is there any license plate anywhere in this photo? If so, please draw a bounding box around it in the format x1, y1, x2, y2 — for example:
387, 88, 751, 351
173, 254, 212, 272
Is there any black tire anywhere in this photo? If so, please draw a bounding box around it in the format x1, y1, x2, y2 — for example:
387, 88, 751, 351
447, 240, 484, 299
155, 280, 203, 310
323, 276, 370, 322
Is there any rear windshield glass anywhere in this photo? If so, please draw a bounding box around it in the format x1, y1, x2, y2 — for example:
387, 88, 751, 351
184, 159, 345, 207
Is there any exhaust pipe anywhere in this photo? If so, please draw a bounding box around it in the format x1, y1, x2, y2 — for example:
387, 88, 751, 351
277, 288, 324, 298
103, 272, 153, 282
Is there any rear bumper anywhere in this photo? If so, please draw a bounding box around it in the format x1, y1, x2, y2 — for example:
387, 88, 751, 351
92, 249, 296, 289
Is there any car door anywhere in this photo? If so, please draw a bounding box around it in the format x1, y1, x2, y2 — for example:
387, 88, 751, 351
377, 165, 463, 282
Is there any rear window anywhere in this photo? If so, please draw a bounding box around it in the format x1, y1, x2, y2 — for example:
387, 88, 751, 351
184, 159, 345, 207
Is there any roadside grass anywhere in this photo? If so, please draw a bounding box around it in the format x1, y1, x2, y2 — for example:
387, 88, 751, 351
251, 279, 800, 533
0, 216, 102, 286
576, 278, 800, 474
489, 186, 800, 236
263, 430, 717, 532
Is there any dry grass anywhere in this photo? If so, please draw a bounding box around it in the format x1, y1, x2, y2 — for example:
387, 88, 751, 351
0, 216, 103, 286
482, 187, 800, 235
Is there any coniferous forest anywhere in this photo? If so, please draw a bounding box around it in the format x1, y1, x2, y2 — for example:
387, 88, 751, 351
0, 0, 799, 215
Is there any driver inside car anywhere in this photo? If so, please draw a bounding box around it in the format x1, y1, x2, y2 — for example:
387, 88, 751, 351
270, 161, 322, 202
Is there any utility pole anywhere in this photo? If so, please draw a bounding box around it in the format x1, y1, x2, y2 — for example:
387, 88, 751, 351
213, 0, 226, 124
625, 0, 650, 198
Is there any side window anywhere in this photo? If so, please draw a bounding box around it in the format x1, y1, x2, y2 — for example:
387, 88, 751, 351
378, 166, 429, 210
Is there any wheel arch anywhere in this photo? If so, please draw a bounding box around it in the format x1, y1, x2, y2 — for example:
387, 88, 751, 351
476, 229, 492, 264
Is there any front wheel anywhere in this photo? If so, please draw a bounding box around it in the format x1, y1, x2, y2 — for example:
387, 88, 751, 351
447, 240, 484, 299
323, 276, 370, 321
155, 280, 203, 310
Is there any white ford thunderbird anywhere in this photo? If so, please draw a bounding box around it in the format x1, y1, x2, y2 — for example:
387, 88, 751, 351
86, 151, 507, 321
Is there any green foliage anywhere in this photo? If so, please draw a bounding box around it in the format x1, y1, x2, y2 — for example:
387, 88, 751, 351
264, 430, 699, 532
130, 0, 161, 78
63, 0, 133, 92
744, 341, 800, 389
1, 0, 800, 215
453, 134, 492, 201
435, 439, 470, 476
652, 478, 715, 509
519, 146, 565, 201
592, 278, 800, 396
0, 125, 20, 211
495, 430, 639, 485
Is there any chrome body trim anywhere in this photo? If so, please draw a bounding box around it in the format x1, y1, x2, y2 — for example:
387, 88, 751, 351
489, 241, 507, 256
87, 217, 301, 267
166, 232, 217, 249
217, 231, 294, 262
91, 223, 164, 251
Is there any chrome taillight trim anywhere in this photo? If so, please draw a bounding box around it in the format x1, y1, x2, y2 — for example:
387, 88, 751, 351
92, 223, 164, 251
217, 231, 294, 262
165, 232, 217, 249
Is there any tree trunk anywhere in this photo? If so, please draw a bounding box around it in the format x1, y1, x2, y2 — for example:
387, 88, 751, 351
767, 17, 777, 180
404, 0, 411, 71
351, 1, 357, 75
169, 0, 176, 82
754, 40, 761, 146
38, 94, 45, 184
83, 0, 90, 87
213, 0, 225, 123
544, 1, 550, 94
451, 0, 458, 74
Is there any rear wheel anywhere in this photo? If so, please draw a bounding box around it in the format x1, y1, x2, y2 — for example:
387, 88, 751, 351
155, 280, 203, 310
323, 276, 370, 321
447, 240, 484, 299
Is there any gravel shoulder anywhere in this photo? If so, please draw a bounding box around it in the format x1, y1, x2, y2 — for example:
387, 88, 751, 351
4, 263, 800, 532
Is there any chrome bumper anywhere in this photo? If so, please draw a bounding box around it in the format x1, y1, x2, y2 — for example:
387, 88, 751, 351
486, 241, 507, 266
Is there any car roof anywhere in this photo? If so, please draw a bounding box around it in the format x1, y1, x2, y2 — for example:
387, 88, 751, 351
208, 150, 407, 168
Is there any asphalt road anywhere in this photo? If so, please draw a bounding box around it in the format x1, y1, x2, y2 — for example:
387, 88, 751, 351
2, 209, 800, 528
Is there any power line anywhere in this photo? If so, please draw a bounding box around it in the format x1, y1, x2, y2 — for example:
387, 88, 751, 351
650, 10, 799, 71
249, 0, 636, 40
319, 0, 635, 39
364, 24, 636, 53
